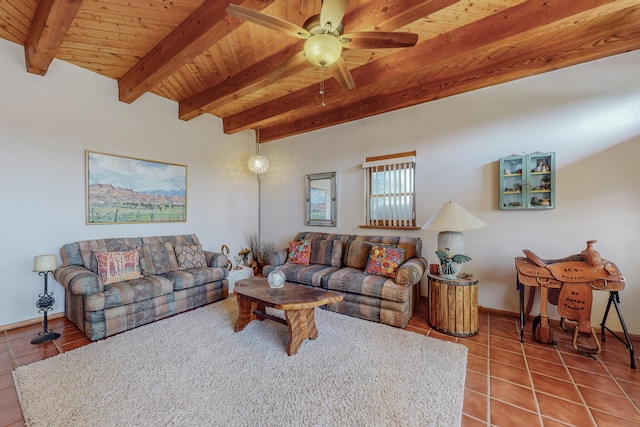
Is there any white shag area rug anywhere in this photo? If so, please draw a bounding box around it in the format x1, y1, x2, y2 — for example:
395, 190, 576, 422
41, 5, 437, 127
13, 298, 467, 426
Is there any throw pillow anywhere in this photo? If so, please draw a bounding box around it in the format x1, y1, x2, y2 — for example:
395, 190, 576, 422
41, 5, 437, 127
94, 249, 142, 285
174, 244, 207, 270
364, 245, 406, 279
286, 240, 311, 265
140, 242, 180, 275
309, 240, 342, 267
345, 241, 372, 269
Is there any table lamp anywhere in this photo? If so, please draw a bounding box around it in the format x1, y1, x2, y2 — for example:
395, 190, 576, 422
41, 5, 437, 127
423, 201, 486, 275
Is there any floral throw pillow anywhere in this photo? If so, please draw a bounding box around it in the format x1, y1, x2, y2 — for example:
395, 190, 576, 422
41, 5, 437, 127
364, 245, 405, 279
286, 240, 311, 265
174, 244, 207, 270
94, 249, 142, 285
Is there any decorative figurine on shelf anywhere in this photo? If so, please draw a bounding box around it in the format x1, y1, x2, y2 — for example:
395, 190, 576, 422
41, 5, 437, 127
435, 249, 471, 280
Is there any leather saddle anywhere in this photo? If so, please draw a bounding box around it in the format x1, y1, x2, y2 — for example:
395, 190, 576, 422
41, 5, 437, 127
515, 240, 624, 354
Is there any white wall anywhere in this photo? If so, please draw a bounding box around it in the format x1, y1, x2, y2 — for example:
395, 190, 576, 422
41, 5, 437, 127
259, 50, 640, 334
0, 39, 259, 326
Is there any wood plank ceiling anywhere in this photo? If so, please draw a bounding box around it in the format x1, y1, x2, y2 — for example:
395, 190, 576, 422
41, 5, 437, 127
1, 0, 639, 143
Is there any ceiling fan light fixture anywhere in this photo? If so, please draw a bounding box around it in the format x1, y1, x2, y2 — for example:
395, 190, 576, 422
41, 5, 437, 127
304, 34, 342, 67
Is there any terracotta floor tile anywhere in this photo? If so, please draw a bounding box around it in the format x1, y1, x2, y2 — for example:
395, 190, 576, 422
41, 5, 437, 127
465, 369, 488, 395
490, 335, 524, 353
536, 392, 595, 427
490, 347, 527, 370
461, 413, 487, 427
560, 352, 610, 376
523, 343, 563, 364
530, 372, 582, 404
463, 389, 488, 421
541, 417, 573, 427
490, 360, 532, 388
490, 326, 521, 341
490, 398, 541, 427
618, 379, 640, 403
0, 386, 19, 408
490, 378, 537, 413
462, 331, 489, 346
603, 361, 640, 384
526, 357, 572, 382
0, 372, 13, 391
0, 341, 8, 352
467, 354, 489, 375
569, 367, 625, 396
590, 408, 640, 426
0, 360, 14, 376
462, 341, 489, 358
579, 386, 640, 422
0, 400, 23, 426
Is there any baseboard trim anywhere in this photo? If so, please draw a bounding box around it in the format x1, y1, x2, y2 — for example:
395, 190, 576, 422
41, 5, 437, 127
0, 312, 65, 332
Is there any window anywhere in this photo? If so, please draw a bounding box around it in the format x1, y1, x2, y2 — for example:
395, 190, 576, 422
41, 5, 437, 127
362, 151, 417, 228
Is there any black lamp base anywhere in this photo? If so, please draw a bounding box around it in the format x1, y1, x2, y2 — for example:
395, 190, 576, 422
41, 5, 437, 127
31, 331, 60, 344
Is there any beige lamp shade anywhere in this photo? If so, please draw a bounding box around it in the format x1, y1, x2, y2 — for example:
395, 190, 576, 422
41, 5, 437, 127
423, 201, 486, 232
34, 254, 57, 272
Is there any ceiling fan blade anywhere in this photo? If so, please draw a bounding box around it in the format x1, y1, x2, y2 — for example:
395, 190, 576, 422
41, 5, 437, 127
320, 0, 348, 31
328, 57, 355, 91
226, 4, 309, 39
266, 51, 310, 82
341, 32, 419, 49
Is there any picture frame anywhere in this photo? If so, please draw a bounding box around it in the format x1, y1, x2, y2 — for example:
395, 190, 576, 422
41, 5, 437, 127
86, 151, 187, 224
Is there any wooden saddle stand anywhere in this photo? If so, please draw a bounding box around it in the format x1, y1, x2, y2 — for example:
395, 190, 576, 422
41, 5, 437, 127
515, 240, 636, 369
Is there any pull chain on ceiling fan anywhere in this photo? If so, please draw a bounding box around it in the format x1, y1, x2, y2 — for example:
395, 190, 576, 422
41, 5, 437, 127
226, 0, 419, 92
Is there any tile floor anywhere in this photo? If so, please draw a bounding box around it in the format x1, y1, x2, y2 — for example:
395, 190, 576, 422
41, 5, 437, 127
1, 298, 638, 426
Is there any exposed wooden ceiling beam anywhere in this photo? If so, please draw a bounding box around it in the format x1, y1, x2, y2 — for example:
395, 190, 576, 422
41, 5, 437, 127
178, 0, 459, 121
118, 0, 275, 104
258, 8, 640, 142
24, 0, 84, 76
223, 0, 628, 139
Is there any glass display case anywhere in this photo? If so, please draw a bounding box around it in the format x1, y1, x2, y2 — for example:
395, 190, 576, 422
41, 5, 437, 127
499, 152, 555, 210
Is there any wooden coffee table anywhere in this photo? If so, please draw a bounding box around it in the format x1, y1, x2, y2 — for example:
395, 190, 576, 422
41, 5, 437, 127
234, 276, 343, 356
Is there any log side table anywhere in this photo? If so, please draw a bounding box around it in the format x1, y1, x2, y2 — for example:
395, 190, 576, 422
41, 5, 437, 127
428, 273, 479, 337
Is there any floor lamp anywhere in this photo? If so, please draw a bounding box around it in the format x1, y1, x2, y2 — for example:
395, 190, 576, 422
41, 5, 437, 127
32, 254, 60, 344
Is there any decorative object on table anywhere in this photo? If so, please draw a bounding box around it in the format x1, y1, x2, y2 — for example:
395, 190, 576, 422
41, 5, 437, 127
238, 248, 251, 266
86, 151, 186, 224
499, 152, 555, 210
233, 255, 243, 270
31, 254, 60, 344
246, 232, 274, 275
423, 201, 486, 277
435, 249, 471, 280
220, 244, 233, 271
267, 270, 286, 289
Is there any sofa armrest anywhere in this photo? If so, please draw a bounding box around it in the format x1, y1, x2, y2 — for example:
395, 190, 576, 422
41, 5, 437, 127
204, 251, 229, 277
395, 257, 428, 286
266, 248, 288, 267
53, 265, 103, 296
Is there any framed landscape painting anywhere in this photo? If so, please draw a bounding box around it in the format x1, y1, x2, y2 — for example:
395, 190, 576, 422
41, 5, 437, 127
86, 151, 187, 224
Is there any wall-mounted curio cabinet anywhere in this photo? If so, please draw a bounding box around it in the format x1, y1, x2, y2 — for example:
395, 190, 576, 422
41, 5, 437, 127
499, 152, 555, 210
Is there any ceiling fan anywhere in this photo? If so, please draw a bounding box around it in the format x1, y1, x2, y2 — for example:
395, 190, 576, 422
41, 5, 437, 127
226, 0, 419, 91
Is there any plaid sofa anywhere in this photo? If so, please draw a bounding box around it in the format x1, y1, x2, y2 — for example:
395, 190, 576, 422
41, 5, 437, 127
54, 234, 228, 340
263, 232, 427, 328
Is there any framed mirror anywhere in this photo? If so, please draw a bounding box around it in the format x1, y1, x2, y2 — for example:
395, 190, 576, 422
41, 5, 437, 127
305, 172, 337, 227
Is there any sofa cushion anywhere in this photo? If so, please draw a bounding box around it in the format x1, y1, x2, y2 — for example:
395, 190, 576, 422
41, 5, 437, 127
84, 274, 175, 311
364, 245, 405, 279
94, 249, 143, 285
324, 268, 410, 303
140, 242, 180, 275
286, 240, 311, 265
263, 263, 339, 287
345, 241, 372, 269
309, 239, 342, 267
174, 244, 207, 270
162, 267, 226, 290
